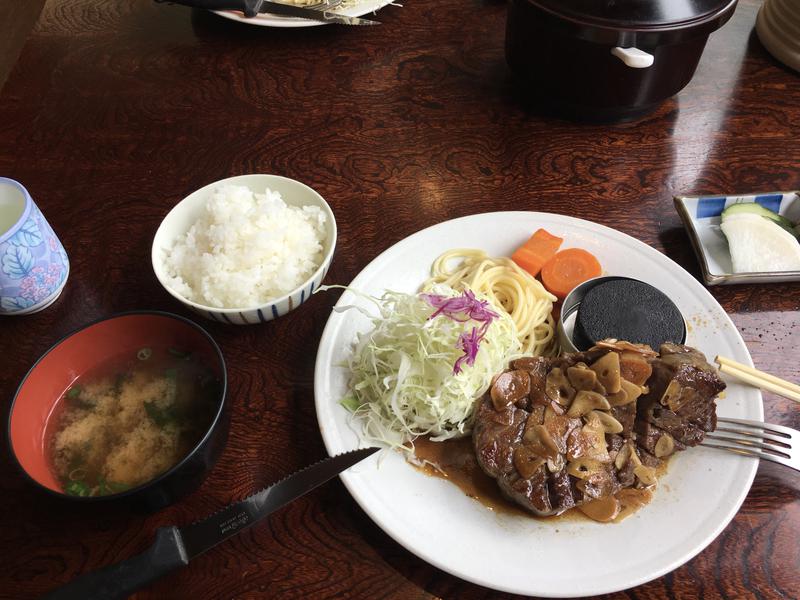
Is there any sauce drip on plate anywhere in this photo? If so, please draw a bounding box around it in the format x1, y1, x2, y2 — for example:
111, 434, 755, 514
410, 437, 659, 523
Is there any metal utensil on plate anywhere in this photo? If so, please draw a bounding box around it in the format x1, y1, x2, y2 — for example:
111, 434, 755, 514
701, 418, 798, 472
155, 0, 380, 25
302, 0, 343, 11
42, 448, 379, 600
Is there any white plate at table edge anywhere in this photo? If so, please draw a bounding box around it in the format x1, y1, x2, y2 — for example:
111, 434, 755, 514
211, 0, 392, 27
314, 211, 762, 598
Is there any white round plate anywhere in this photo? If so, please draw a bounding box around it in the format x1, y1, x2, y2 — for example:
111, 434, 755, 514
314, 211, 762, 598
212, 0, 391, 27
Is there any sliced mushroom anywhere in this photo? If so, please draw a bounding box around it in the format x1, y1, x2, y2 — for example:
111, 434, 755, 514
578, 495, 621, 523
614, 441, 633, 470
522, 412, 539, 443
658, 379, 682, 409
567, 365, 598, 391
634, 464, 658, 487
566, 390, 611, 417
615, 487, 654, 518
513, 445, 546, 480
589, 352, 621, 394
546, 453, 565, 473
595, 339, 658, 357
654, 433, 676, 458
608, 378, 643, 407
545, 368, 576, 406
587, 410, 624, 434
621, 379, 644, 401
663, 380, 693, 411
490, 369, 531, 411
607, 387, 628, 407
619, 351, 653, 385
628, 446, 643, 468
510, 357, 540, 371
567, 418, 610, 462
566, 456, 605, 480
521, 424, 560, 459
541, 410, 574, 455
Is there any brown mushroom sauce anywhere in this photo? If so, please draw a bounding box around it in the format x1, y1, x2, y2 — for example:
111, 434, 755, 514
412, 340, 724, 523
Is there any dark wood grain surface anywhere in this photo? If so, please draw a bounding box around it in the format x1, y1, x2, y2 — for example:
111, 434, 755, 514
0, 0, 45, 91
1, 0, 799, 598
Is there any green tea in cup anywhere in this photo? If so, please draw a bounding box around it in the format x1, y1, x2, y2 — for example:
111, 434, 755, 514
0, 180, 25, 235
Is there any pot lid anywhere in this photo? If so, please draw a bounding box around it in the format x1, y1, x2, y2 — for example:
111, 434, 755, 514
532, 0, 736, 29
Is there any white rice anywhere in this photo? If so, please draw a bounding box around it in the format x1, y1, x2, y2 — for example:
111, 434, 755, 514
162, 185, 327, 309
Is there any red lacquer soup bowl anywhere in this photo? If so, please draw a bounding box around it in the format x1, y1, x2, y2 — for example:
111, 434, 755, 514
8, 311, 228, 511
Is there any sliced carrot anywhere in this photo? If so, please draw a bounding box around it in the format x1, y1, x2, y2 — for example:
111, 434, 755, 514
540, 248, 602, 300
511, 228, 564, 277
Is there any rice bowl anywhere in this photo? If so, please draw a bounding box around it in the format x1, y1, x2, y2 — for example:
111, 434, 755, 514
152, 174, 336, 324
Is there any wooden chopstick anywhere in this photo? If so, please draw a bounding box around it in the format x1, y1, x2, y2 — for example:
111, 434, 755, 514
715, 355, 800, 404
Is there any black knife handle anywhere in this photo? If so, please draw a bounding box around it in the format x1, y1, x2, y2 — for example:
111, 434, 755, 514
42, 527, 189, 600
154, 0, 265, 18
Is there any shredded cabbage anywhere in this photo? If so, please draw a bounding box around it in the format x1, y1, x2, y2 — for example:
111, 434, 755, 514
332, 285, 522, 451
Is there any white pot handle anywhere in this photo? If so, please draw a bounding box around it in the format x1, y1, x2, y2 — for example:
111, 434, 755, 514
611, 47, 655, 68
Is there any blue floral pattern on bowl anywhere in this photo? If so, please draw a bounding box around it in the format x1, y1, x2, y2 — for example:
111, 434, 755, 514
0, 178, 69, 315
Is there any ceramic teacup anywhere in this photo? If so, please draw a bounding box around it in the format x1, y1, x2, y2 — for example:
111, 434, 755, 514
0, 177, 69, 315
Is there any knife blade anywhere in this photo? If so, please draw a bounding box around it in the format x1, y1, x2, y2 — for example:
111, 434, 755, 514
43, 447, 378, 600
154, 0, 381, 25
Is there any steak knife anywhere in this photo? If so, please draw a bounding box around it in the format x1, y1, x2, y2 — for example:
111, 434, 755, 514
155, 0, 381, 25
43, 447, 378, 600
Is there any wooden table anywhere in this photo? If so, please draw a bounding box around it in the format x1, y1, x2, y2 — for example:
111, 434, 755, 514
1, 0, 798, 598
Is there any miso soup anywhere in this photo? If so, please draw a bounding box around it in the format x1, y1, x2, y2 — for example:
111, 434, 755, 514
46, 346, 221, 497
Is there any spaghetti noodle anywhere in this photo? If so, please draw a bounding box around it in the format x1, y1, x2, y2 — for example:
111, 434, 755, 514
422, 249, 558, 356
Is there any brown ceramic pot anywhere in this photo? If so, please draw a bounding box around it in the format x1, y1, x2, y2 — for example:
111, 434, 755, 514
506, 0, 739, 121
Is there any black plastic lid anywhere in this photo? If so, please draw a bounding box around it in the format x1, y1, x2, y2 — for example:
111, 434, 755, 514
532, 0, 736, 29
573, 279, 686, 352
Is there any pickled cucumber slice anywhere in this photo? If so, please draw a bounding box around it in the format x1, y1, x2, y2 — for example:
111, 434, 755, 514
721, 202, 798, 239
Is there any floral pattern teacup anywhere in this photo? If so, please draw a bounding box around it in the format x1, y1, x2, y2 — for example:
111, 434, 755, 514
0, 178, 69, 315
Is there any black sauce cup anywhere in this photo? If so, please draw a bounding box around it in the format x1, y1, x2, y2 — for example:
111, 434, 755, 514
558, 276, 687, 353
7, 311, 229, 513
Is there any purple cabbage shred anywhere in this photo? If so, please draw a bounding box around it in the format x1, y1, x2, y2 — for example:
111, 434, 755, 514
420, 290, 498, 374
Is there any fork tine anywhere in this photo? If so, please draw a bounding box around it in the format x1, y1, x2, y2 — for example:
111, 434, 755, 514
713, 426, 792, 446
701, 417, 798, 473
701, 441, 769, 460
700, 441, 784, 462
717, 417, 795, 439
701, 440, 797, 471
704, 433, 792, 458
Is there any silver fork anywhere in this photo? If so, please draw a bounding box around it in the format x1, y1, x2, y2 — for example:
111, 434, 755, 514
701, 417, 799, 472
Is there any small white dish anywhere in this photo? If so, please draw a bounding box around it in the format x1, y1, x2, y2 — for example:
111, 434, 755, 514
212, 0, 392, 28
673, 190, 800, 285
152, 174, 336, 325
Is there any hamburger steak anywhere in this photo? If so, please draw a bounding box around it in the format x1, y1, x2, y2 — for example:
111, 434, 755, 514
472, 341, 725, 517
